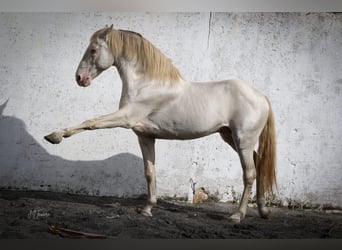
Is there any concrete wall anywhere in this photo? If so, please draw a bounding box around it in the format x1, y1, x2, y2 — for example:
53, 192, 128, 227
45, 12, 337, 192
0, 12, 341, 206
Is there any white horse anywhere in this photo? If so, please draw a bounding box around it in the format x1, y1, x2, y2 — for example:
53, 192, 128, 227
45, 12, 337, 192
45, 25, 277, 224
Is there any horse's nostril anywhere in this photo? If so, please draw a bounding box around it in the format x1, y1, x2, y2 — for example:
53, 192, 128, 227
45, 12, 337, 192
76, 75, 81, 82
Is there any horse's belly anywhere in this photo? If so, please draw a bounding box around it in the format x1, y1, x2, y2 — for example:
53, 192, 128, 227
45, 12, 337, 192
133, 124, 219, 140
132, 114, 225, 140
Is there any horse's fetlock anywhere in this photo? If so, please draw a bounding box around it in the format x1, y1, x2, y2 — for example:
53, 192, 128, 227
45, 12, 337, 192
148, 198, 157, 205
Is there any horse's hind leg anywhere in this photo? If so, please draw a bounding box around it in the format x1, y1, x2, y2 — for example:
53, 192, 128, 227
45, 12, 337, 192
138, 136, 157, 217
255, 152, 272, 219
220, 128, 256, 223
231, 147, 256, 223
221, 129, 271, 220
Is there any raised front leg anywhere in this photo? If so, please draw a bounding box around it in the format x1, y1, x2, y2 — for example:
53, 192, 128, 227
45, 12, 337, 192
138, 136, 156, 217
44, 108, 133, 144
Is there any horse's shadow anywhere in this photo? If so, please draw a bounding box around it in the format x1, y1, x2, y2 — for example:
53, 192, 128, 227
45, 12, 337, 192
0, 100, 146, 198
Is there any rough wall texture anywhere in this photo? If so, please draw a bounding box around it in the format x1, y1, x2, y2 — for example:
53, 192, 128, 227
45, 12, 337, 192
0, 13, 341, 206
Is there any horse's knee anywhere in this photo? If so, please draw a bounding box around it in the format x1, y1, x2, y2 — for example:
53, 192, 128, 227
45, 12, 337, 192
244, 168, 256, 186
238, 148, 256, 185
144, 167, 155, 182
82, 119, 99, 130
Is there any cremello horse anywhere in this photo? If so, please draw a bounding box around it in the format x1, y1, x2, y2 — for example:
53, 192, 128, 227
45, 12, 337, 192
45, 25, 276, 223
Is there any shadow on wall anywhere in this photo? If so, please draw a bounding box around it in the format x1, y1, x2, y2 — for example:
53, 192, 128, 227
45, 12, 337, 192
0, 100, 146, 197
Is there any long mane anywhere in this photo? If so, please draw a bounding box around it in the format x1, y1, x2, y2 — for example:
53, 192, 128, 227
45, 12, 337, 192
92, 28, 183, 84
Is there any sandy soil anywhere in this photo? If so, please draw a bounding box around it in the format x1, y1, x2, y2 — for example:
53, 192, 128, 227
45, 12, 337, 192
0, 190, 341, 239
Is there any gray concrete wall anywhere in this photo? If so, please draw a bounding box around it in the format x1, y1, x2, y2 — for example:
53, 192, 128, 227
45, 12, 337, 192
0, 12, 341, 206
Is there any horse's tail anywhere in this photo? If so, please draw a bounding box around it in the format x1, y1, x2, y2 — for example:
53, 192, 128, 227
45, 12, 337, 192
256, 96, 277, 195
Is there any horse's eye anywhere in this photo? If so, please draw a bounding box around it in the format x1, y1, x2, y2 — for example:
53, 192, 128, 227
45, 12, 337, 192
90, 48, 97, 55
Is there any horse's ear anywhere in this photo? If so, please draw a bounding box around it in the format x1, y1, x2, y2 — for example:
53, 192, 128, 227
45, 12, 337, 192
104, 24, 113, 30
100, 24, 113, 41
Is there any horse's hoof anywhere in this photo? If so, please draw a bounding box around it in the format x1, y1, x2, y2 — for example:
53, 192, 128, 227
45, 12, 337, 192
229, 213, 241, 224
259, 207, 271, 219
136, 207, 152, 217
137, 207, 153, 217
141, 209, 153, 217
44, 132, 63, 144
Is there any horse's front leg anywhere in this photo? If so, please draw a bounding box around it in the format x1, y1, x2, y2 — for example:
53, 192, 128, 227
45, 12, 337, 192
44, 108, 132, 144
138, 136, 156, 217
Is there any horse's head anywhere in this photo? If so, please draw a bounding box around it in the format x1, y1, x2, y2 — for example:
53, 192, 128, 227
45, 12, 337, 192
75, 25, 114, 87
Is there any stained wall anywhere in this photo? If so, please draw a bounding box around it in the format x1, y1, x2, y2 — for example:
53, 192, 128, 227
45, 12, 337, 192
0, 13, 341, 206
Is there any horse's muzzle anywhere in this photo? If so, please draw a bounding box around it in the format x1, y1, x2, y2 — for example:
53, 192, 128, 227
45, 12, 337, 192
76, 73, 91, 87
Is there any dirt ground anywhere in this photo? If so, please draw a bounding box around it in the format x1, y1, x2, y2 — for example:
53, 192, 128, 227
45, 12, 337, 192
0, 189, 341, 239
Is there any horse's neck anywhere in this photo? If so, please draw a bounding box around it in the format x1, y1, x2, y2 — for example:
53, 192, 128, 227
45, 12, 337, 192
117, 59, 183, 91
116, 60, 146, 90
115, 61, 188, 108
115, 62, 139, 107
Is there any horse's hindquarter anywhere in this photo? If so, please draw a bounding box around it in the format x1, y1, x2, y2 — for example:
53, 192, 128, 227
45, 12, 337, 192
133, 80, 266, 140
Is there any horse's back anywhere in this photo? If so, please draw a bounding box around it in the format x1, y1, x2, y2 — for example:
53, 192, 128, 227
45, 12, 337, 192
192, 79, 268, 122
